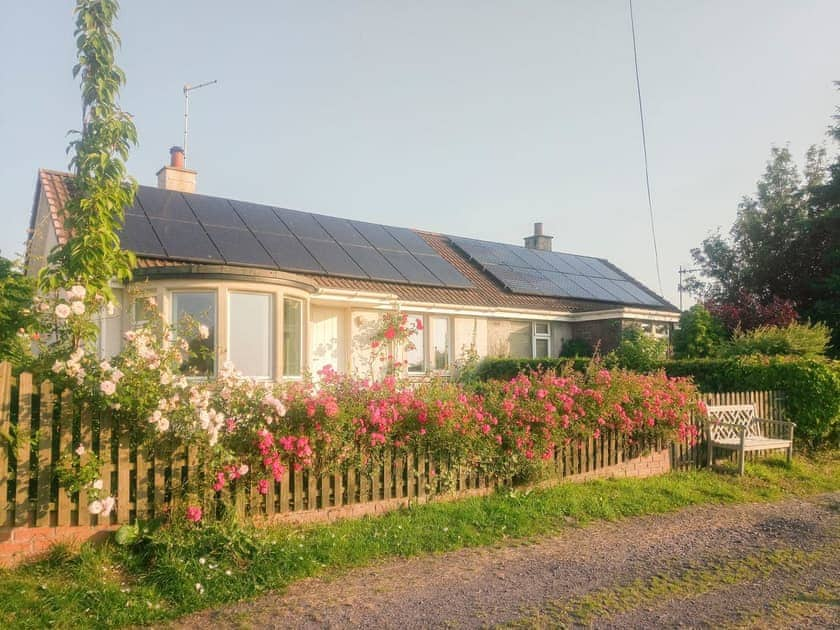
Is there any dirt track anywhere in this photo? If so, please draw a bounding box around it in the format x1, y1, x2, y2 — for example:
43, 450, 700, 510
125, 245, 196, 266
169, 493, 840, 629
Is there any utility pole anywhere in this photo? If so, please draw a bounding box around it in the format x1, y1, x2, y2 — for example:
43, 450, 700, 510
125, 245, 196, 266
183, 80, 218, 167
677, 266, 701, 311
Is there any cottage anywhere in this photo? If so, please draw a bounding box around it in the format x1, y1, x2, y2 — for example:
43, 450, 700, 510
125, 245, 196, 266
25, 147, 678, 380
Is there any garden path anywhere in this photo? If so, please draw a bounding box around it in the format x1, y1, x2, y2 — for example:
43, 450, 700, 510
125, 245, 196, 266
169, 493, 839, 629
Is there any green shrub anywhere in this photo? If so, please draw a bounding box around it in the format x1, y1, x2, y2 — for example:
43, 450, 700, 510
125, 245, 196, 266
723, 322, 831, 358
672, 305, 726, 359
473, 356, 590, 381
605, 324, 667, 372
664, 357, 840, 446
559, 338, 594, 358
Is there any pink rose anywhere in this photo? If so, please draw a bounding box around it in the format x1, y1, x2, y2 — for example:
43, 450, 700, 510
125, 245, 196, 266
185, 505, 202, 523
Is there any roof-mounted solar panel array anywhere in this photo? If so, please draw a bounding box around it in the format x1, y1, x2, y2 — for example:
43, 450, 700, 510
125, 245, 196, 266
449, 236, 666, 307
120, 186, 473, 289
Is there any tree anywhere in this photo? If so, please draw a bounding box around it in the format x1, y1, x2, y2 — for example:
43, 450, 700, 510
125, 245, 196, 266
606, 325, 667, 372
705, 290, 798, 335
39, 0, 137, 299
672, 304, 725, 359
0, 256, 36, 364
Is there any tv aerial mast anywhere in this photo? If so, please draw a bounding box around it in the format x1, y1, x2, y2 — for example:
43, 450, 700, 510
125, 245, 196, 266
182, 79, 218, 167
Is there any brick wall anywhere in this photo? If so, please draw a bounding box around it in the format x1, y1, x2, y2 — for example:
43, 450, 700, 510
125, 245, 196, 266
0, 525, 118, 568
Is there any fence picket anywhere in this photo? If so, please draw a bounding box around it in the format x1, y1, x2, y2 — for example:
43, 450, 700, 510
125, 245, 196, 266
117, 417, 131, 524
36, 380, 54, 527
0, 362, 12, 527
15, 373, 33, 527
57, 389, 73, 526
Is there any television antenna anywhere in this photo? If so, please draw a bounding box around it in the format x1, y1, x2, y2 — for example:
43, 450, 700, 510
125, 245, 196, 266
183, 80, 218, 167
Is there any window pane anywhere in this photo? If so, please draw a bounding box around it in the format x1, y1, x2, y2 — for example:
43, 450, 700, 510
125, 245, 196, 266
534, 322, 549, 336
283, 298, 303, 377
133, 296, 157, 329
230, 293, 272, 378
406, 314, 425, 373
173, 292, 215, 376
535, 338, 550, 358
432, 317, 449, 370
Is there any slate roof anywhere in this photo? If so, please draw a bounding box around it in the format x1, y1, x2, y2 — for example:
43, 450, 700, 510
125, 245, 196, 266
31, 169, 678, 314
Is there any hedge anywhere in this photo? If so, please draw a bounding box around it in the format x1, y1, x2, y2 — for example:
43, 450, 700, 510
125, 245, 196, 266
663, 357, 840, 446
472, 355, 840, 447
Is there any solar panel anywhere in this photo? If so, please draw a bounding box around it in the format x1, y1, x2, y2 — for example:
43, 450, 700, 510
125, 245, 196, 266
613, 280, 661, 305
256, 233, 324, 273
184, 193, 245, 228
149, 218, 223, 262
567, 274, 621, 302
386, 227, 437, 255
578, 257, 625, 281
380, 250, 440, 284
314, 215, 368, 246
414, 253, 473, 288
589, 277, 641, 304
299, 238, 367, 278
343, 244, 405, 282
119, 213, 165, 256
273, 208, 331, 240
229, 200, 292, 235
510, 247, 557, 272
136, 188, 196, 222
204, 226, 274, 267
540, 270, 596, 300
484, 265, 557, 296
352, 221, 406, 251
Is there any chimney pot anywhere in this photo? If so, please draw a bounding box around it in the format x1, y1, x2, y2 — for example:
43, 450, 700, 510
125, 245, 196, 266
169, 146, 185, 168
524, 222, 553, 252
534, 222, 543, 236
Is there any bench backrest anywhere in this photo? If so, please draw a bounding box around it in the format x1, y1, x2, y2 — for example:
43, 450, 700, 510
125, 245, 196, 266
706, 404, 762, 441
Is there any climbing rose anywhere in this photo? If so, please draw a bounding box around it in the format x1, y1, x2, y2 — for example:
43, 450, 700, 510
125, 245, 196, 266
185, 506, 203, 522
99, 380, 116, 396
70, 301, 85, 316
198, 324, 210, 339
54, 304, 71, 319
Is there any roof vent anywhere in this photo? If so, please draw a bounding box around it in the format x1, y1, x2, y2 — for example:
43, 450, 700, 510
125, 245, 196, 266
524, 222, 553, 251
156, 146, 196, 193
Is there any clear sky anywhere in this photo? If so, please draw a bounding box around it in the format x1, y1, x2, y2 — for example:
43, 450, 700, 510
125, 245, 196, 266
2, 1, 839, 306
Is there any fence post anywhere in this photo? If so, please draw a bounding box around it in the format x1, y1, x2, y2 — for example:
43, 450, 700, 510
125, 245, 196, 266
36, 380, 54, 527
15, 372, 33, 527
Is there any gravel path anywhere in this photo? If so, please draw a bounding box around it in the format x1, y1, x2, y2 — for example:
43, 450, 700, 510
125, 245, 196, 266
169, 493, 840, 629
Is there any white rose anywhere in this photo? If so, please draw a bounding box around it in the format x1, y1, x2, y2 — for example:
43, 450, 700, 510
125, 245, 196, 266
160, 372, 172, 385
198, 324, 210, 339
106, 302, 116, 316
99, 380, 116, 396
52, 361, 65, 374
70, 285, 87, 300
75, 444, 86, 456
111, 369, 124, 383
100, 496, 116, 517
54, 303, 71, 319
70, 301, 86, 316
92, 479, 104, 490
157, 417, 170, 432
99, 361, 112, 372
88, 500, 103, 515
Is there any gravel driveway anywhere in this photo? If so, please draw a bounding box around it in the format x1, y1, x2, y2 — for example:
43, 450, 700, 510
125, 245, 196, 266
169, 493, 840, 629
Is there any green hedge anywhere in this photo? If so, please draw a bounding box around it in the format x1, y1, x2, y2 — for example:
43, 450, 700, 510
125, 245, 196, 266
664, 357, 840, 447
472, 357, 590, 382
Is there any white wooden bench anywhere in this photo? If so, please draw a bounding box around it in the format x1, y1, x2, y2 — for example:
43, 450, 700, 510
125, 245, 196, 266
706, 404, 795, 475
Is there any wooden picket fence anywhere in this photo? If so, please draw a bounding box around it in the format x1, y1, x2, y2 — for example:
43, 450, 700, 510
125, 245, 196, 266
0, 362, 788, 530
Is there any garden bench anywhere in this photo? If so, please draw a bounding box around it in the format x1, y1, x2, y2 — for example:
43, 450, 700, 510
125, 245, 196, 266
705, 404, 795, 475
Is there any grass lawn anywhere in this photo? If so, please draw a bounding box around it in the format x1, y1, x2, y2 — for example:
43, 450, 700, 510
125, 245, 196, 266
1, 452, 838, 629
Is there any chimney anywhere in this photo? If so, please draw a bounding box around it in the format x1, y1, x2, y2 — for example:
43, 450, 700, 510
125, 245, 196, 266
156, 146, 197, 193
524, 222, 553, 251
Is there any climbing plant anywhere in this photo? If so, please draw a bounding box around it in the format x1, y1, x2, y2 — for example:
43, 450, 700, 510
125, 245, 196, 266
39, 0, 137, 298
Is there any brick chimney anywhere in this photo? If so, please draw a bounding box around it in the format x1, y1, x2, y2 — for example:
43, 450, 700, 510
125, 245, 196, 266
524, 222, 553, 251
156, 146, 196, 193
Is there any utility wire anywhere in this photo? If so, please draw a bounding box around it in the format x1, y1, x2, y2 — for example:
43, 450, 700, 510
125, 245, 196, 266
629, 0, 664, 295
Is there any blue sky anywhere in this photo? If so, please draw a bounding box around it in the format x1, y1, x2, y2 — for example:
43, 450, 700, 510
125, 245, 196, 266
2, 1, 839, 306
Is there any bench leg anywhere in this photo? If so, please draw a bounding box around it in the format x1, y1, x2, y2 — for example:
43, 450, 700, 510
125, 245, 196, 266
787, 444, 793, 464
738, 449, 745, 476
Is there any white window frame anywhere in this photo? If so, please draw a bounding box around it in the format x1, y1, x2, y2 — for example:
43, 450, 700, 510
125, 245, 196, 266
405, 313, 427, 375
171, 290, 218, 378
430, 315, 452, 373
282, 296, 304, 379
227, 291, 274, 380
532, 321, 551, 358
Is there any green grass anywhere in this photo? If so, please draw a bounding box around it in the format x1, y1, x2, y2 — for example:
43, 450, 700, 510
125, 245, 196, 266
1, 453, 838, 629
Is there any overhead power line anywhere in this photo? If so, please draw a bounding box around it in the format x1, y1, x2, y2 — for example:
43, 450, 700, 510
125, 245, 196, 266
629, 0, 664, 296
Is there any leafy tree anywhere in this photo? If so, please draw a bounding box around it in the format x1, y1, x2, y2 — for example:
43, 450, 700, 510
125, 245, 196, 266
705, 290, 798, 334
672, 304, 725, 359
39, 0, 137, 298
606, 325, 666, 372
0, 256, 36, 364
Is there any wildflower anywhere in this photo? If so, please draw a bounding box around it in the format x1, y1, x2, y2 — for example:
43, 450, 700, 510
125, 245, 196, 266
185, 506, 203, 523
54, 303, 71, 319
70, 301, 85, 316
195, 583, 204, 594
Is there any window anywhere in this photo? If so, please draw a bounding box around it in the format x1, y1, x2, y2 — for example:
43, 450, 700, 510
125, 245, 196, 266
431, 316, 450, 371
132, 296, 157, 329
229, 292, 273, 379
172, 292, 216, 376
283, 298, 303, 377
533, 321, 551, 358
406, 313, 425, 374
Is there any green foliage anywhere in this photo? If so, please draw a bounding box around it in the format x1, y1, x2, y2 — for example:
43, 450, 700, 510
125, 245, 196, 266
723, 322, 831, 358
605, 325, 667, 372
1, 454, 837, 628
39, 0, 137, 298
559, 338, 594, 358
473, 356, 590, 381
672, 305, 726, 359
664, 357, 840, 446
0, 256, 36, 364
